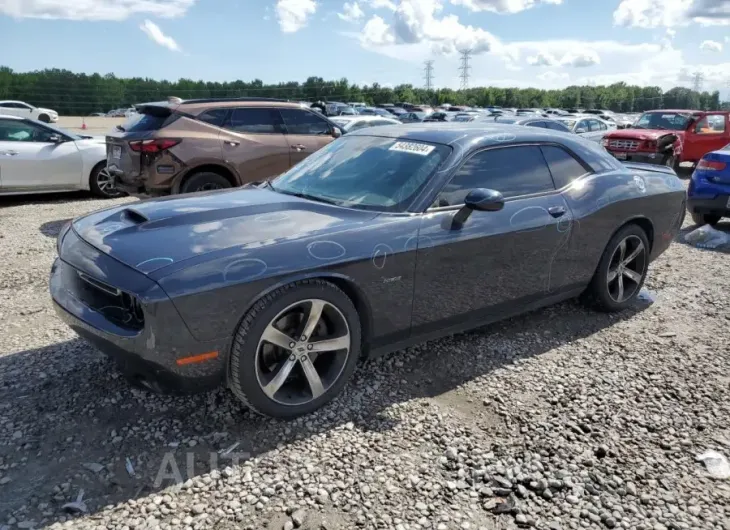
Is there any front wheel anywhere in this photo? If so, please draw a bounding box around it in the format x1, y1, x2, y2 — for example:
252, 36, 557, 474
90, 163, 123, 198
691, 212, 722, 226
38, 114, 50, 123
229, 280, 361, 418
583, 224, 650, 312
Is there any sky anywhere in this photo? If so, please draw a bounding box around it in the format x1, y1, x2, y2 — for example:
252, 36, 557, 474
1, 0, 730, 96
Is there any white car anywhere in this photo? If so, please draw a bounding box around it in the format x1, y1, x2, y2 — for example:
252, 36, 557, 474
330, 115, 401, 133
0, 100, 59, 123
0, 115, 121, 198
555, 115, 616, 143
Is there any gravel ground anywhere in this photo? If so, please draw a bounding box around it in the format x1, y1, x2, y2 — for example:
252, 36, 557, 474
1, 191, 729, 530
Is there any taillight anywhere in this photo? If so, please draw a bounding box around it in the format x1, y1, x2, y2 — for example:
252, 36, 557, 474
697, 159, 727, 171
129, 138, 181, 153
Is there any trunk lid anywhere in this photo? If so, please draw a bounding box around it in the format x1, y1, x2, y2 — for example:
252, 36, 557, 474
71, 188, 376, 275
106, 103, 178, 183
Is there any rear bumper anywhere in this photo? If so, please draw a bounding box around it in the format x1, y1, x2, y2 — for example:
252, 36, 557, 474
107, 165, 170, 197
50, 247, 229, 394
687, 195, 730, 216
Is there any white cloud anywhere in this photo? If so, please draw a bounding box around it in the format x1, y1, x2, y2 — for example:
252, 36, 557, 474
276, 0, 317, 33
369, 0, 396, 9
526, 51, 559, 66
613, 0, 730, 28
364, 0, 500, 55
139, 19, 180, 51
700, 39, 723, 52
361, 15, 395, 45
0, 0, 194, 20
537, 71, 569, 82
562, 50, 600, 67
338, 1, 364, 22
450, 0, 562, 14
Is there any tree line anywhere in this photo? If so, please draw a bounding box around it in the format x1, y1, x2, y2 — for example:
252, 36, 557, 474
0, 66, 723, 116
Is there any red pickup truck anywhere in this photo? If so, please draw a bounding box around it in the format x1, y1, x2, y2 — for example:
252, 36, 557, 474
601, 109, 730, 171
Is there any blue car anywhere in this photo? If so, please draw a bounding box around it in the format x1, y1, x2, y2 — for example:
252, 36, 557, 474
688, 147, 730, 226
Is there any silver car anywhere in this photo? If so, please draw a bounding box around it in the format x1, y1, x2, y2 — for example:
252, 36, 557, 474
555, 115, 616, 143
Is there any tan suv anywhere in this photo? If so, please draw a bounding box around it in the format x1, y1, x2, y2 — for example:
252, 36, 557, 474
106, 97, 342, 196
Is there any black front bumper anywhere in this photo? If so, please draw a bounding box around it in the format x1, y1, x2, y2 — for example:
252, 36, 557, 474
687, 195, 730, 216
50, 243, 229, 394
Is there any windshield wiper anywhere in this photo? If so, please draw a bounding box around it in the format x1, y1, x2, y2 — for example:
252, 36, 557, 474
276, 189, 341, 206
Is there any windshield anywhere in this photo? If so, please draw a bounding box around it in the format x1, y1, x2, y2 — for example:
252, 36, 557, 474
634, 112, 690, 131
271, 136, 451, 212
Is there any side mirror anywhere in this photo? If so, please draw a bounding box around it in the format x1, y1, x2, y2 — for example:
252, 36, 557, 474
332, 127, 342, 138
575, 128, 587, 134
451, 188, 504, 229
47, 133, 64, 143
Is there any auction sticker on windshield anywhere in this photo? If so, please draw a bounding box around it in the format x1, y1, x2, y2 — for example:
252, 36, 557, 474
389, 141, 435, 156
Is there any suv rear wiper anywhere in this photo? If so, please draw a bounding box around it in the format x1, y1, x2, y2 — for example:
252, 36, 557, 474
275, 189, 341, 206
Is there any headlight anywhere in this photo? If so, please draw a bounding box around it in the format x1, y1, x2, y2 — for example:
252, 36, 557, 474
57, 222, 71, 254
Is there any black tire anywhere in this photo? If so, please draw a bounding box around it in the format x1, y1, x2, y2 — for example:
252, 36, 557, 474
583, 224, 650, 312
229, 279, 362, 418
180, 172, 232, 194
662, 153, 679, 173
691, 212, 722, 226
38, 114, 50, 123
89, 162, 123, 198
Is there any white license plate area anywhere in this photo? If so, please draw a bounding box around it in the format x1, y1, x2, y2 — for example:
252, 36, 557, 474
613, 152, 627, 160
111, 146, 121, 159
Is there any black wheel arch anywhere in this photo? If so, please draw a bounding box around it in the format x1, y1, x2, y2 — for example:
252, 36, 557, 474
88, 159, 107, 186
230, 272, 375, 361
174, 164, 239, 194
589, 216, 655, 279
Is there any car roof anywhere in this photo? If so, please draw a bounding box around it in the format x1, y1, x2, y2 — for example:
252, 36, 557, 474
137, 97, 307, 114
644, 109, 697, 114
348, 122, 579, 147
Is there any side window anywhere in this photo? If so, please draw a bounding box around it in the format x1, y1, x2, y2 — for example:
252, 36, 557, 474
279, 109, 332, 135
197, 108, 228, 127
526, 121, 546, 128
545, 121, 566, 131
695, 115, 726, 134
434, 146, 555, 207
588, 120, 602, 132
0, 119, 51, 142
226, 108, 282, 134
576, 120, 589, 132
598, 121, 608, 131
540, 145, 590, 189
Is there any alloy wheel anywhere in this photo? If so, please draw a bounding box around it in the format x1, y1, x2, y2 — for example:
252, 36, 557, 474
255, 299, 351, 406
606, 235, 646, 303
96, 167, 118, 196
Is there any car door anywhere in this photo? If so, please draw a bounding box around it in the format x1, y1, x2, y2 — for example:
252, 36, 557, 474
0, 102, 24, 118
277, 108, 337, 166
410, 144, 574, 333
0, 118, 82, 191
219, 107, 291, 184
684, 113, 729, 162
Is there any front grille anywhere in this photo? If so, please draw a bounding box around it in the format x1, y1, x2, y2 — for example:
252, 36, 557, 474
608, 139, 639, 151
66, 267, 145, 331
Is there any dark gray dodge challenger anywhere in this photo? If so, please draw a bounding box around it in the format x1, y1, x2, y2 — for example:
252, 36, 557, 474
51, 123, 687, 418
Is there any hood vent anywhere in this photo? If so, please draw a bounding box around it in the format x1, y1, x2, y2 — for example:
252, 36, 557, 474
122, 208, 149, 225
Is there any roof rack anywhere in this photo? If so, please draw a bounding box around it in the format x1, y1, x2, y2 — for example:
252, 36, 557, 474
179, 97, 291, 104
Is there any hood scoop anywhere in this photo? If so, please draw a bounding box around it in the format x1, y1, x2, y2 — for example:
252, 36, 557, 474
121, 208, 149, 225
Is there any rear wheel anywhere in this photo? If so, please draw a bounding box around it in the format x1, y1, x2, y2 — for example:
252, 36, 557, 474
229, 280, 361, 418
583, 224, 650, 312
180, 172, 232, 194
663, 153, 678, 172
691, 212, 722, 226
89, 163, 123, 198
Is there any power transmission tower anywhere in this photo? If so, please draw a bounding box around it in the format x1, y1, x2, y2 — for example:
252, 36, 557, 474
424, 60, 435, 91
458, 49, 472, 90
692, 71, 705, 92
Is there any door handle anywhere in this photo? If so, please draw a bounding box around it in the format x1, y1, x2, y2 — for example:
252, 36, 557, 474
224, 140, 240, 146
548, 206, 567, 218
291, 144, 307, 151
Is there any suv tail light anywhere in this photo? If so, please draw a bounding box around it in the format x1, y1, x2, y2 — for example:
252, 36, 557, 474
129, 138, 181, 153
697, 159, 726, 171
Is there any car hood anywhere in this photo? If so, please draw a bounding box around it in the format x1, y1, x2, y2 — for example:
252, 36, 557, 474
71, 188, 379, 275
606, 128, 684, 141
